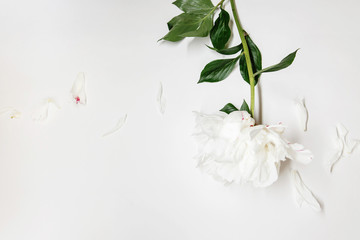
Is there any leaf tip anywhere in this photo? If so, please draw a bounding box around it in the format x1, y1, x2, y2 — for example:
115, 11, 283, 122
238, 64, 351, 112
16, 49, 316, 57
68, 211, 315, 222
220, 103, 238, 114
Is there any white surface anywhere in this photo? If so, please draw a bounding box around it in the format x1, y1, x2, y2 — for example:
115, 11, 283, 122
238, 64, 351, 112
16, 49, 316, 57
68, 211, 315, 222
0, 0, 360, 239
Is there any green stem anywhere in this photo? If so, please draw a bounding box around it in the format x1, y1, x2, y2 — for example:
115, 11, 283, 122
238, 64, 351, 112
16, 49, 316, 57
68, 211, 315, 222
229, 0, 255, 118
198, 0, 225, 30
203, 0, 226, 20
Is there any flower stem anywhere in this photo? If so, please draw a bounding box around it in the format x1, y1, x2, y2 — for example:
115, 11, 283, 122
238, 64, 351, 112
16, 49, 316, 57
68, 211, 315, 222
229, 0, 255, 118
206, 0, 226, 19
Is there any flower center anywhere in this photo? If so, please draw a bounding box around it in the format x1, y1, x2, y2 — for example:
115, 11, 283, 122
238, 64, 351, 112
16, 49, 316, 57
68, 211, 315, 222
265, 142, 275, 152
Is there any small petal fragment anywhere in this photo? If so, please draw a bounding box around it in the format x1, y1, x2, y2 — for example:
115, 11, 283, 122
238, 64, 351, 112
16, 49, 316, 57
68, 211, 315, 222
71, 72, 87, 105
157, 82, 166, 114
291, 169, 321, 212
102, 114, 127, 137
294, 97, 308, 131
32, 98, 60, 121
0, 107, 21, 119
328, 123, 360, 172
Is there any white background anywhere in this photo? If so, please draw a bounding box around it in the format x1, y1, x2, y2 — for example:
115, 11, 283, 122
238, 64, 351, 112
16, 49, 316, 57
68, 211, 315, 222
0, 0, 360, 239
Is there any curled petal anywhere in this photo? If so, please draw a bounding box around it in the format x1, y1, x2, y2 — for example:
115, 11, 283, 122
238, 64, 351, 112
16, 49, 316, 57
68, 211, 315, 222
0, 107, 21, 119
328, 123, 360, 172
294, 97, 308, 131
288, 143, 313, 164
157, 82, 166, 114
291, 169, 321, 212
102, 114, 127, 137
71, 72, 87, 105
32, 98, 60, 121
338, 124, 359, 155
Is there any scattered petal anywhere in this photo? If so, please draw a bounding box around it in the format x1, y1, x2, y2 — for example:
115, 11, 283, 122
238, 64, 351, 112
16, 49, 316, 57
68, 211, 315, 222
157, 82, 166, 114
71, 72, 87, 105
102, 114, 127, 137
32, 98, 60, 121
328, 123, 360, 172
291, 169, 321, 212
294, 97, 308, 131
0, 107, 21, 119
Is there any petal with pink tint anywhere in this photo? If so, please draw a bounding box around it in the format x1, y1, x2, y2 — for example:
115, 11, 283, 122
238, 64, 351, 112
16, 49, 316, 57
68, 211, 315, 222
71, 72, 87, 105
288, 143, 313, 165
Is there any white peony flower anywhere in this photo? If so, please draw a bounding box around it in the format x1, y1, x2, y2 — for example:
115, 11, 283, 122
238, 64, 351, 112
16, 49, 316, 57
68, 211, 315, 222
193, 111, 313, 187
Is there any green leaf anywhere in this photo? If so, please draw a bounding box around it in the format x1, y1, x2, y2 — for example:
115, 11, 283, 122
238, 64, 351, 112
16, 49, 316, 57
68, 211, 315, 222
239, 100, 251, 115
161, 0, 215, 42
219, 44, 243, 55
220, 103, 238, 114
167, 14, 181, 30
181, 14, 213, 38
172, 0, 214, 14
239, 35, 262, 85
247, 36, 262, 72
239, 53, 250, 84
165, 15, 187, 41
161, 12, 214, 41
210, 8, 231, 50
254, 49, 299, 76
198, 56, 240, 83
207, 44, 243, 55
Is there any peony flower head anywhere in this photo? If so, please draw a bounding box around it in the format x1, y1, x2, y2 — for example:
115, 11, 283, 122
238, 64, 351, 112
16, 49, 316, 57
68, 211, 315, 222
193, 111, 313, 187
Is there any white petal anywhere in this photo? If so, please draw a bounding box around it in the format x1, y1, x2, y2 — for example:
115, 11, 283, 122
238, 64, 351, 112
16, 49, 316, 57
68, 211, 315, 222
71, 72, 87, 105
157, 82, 166, 114
102, 114, 127, 137
327, 144, 343, 173
294, 97, 308, 131
288, 143, 313, 164
32, 98, 60, 121
193, 110, 314, 188
337, 123, 359, 155
291, 169, 321, 212
0, 107, 21, 119
328, 123, 360, 172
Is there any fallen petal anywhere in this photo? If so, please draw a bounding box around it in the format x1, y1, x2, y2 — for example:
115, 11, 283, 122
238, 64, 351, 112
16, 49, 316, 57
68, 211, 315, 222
291, 169, 321, 212
32, 98, 60, 121
337, 123, 360, 155
0, 107, 21, 119
328, 145, 343, 173
157, 82, 166, 114
328, 123, 359, 172
294, 97, 308, 131
71, 72, 87, 105
102, 114, 127, 137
